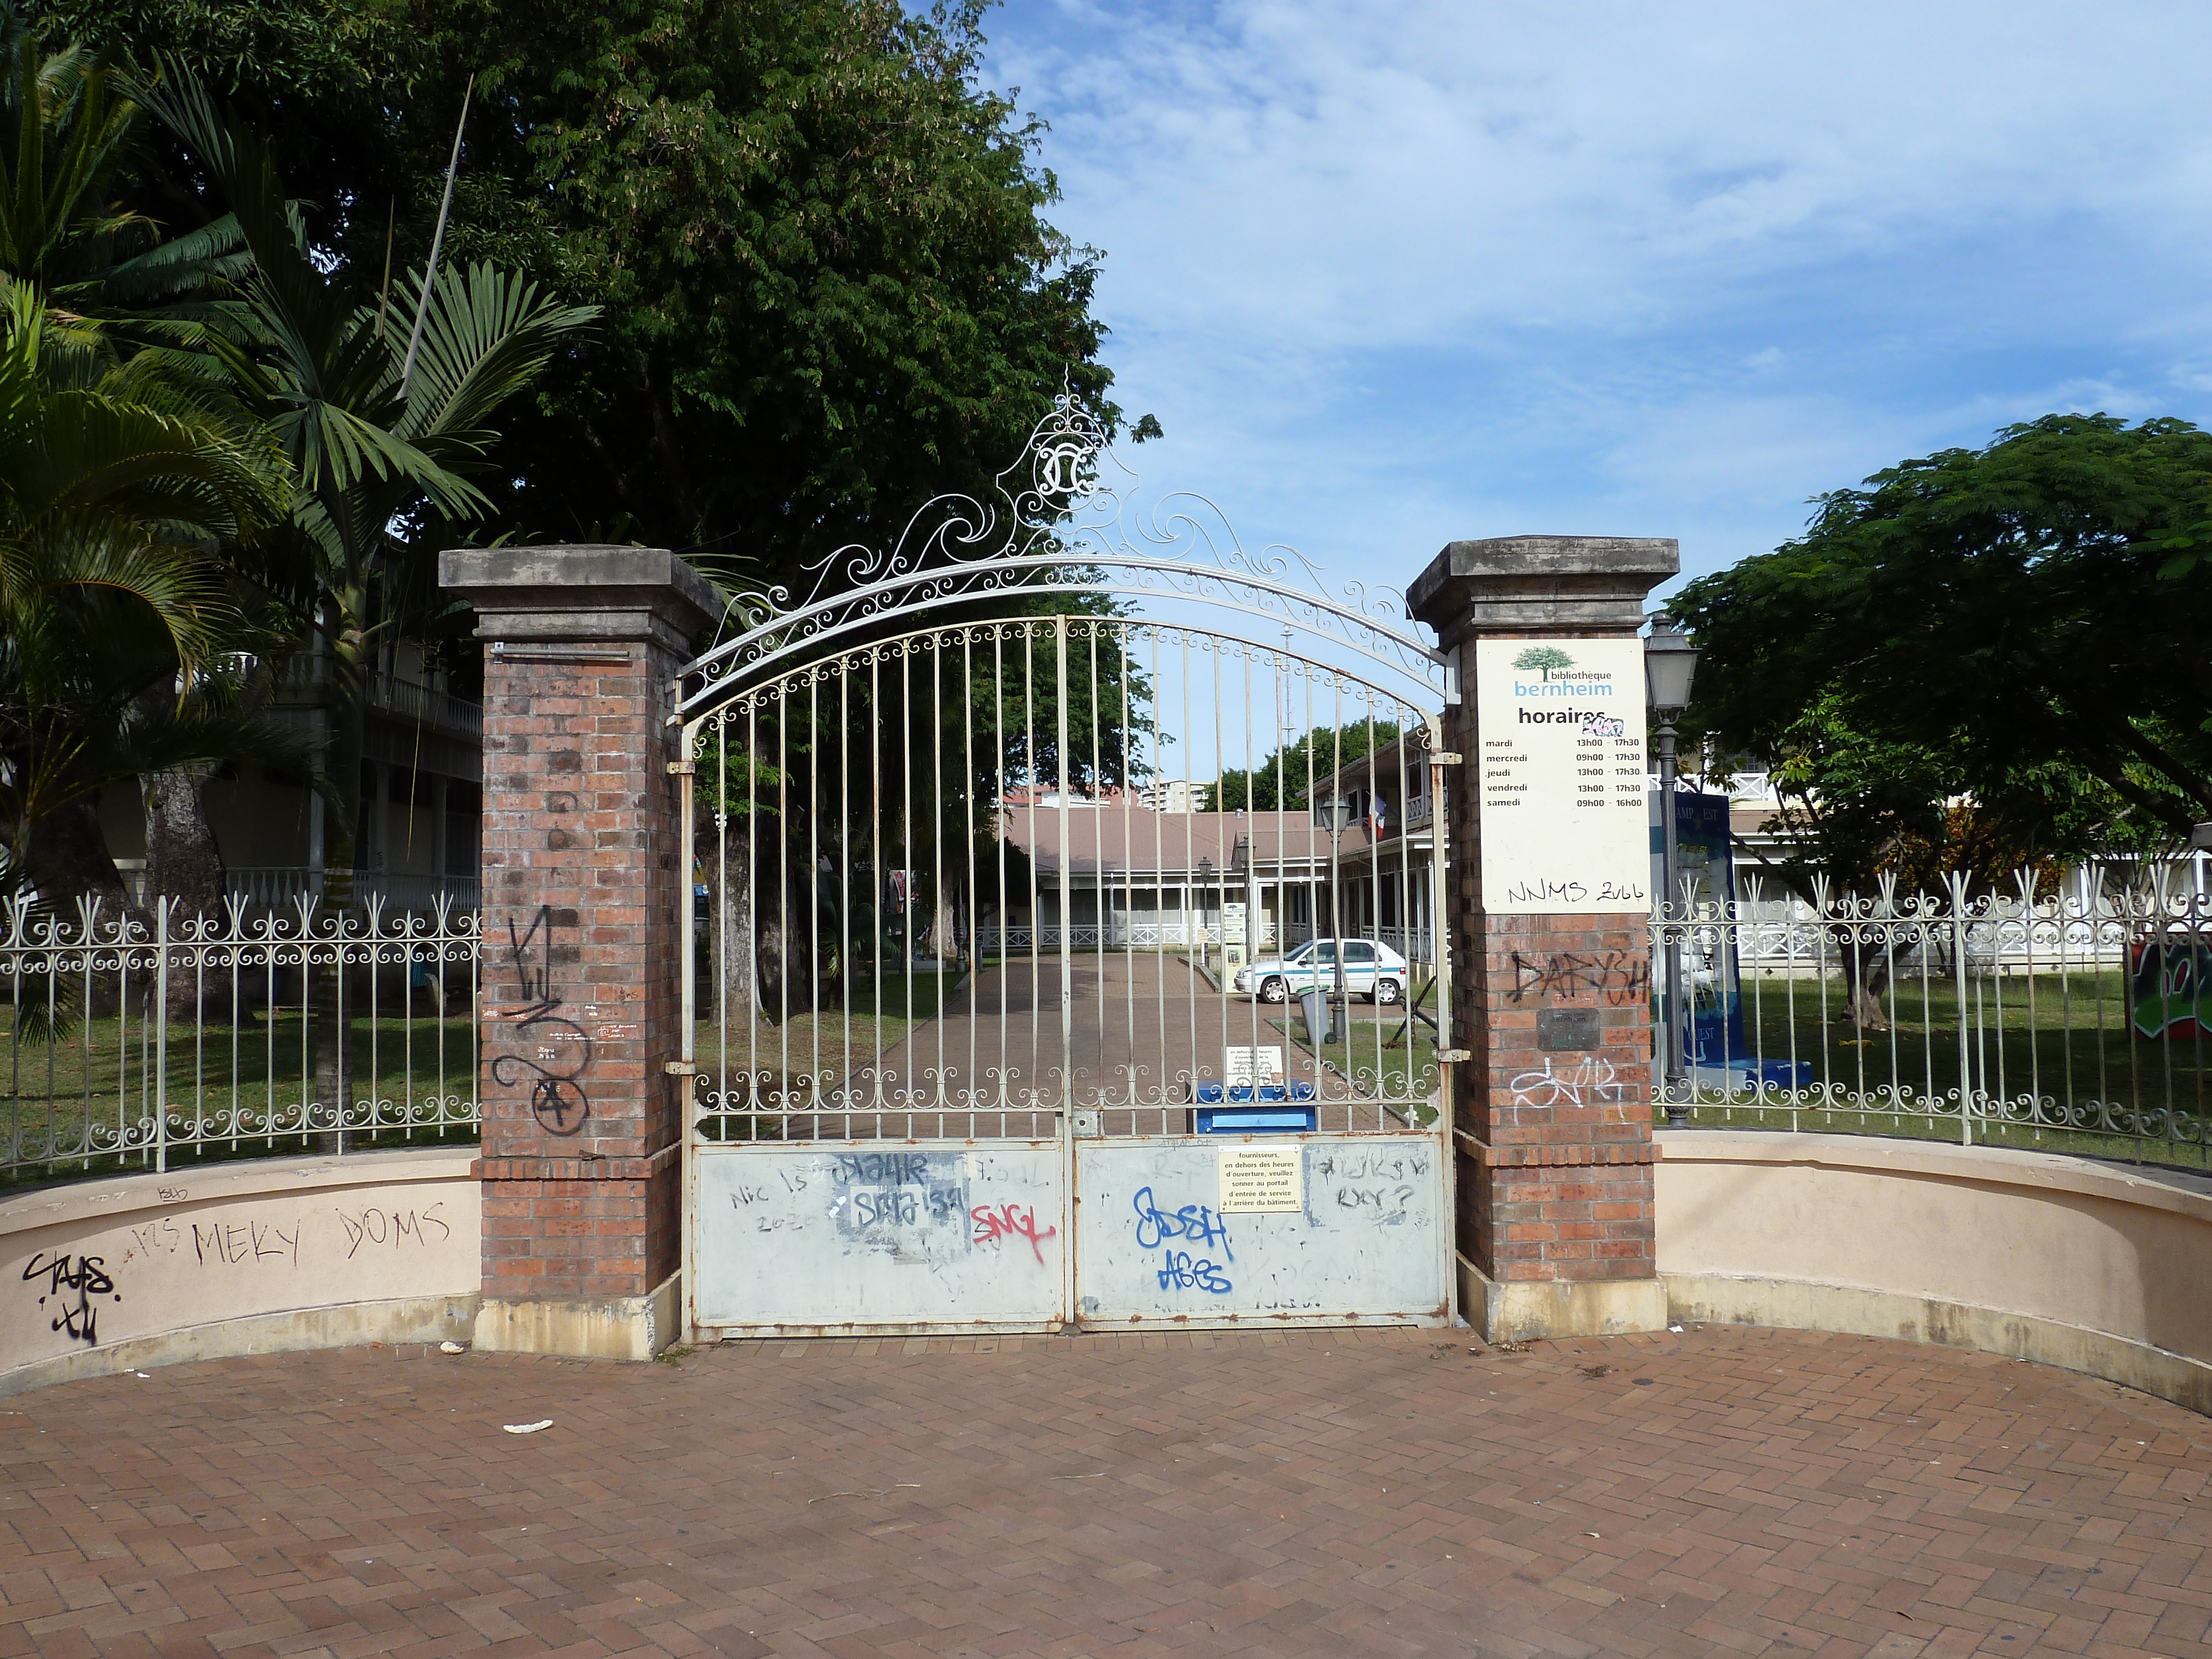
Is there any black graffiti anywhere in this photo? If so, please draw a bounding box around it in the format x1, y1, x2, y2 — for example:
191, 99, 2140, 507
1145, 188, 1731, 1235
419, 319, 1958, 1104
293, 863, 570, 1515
191, 1220, 300, 1267
1509, 950, 1650, 1006
24, 1252, 118, 1346
336, 1203, 453, 1258
832, 1153, 938, 1186
492, 904, 594, 1136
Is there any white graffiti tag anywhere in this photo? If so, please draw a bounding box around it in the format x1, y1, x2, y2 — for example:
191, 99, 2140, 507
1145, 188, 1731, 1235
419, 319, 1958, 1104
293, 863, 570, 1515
1507, 1054, 1631, 1109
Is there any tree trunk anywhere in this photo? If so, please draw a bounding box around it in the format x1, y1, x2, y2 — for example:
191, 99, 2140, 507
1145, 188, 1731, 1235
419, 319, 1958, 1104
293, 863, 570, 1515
1834, 931, 1893, 1030
708, 814, 758, 1031
308, 621, 367, 1151
22, 790, 132, 919
17, 792, 133, 1019
144, 765, 225, 919
143, 763, 231, 1022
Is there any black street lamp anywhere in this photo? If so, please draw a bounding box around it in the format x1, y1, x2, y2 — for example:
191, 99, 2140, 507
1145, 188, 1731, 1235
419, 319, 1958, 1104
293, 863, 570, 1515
1197, 855, 1214, 974
1645, 617, 1700, 1125
1313, 799, 1351, 1033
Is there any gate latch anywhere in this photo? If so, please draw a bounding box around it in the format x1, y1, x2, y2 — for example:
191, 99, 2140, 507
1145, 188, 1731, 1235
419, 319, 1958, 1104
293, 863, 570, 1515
666, 759, 696, 776
1437, 1049, 1472, 1064
662, 1060, 698, 1076
1432, 752, 1463, 766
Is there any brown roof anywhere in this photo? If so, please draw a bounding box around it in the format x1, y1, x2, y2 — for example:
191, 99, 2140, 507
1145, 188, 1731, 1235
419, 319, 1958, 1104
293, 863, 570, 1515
1001, 805, 1359, 877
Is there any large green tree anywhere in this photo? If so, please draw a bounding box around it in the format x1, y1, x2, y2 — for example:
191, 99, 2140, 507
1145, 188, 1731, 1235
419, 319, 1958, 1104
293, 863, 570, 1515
32, 0, 1138, 594
1215, 721, 1404, 816
1675, 414, 2212, 855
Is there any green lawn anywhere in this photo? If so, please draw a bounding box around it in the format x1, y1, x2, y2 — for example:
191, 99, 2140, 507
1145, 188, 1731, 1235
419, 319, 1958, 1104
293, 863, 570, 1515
2, 1006, 478, 1190
1679, 968, 2212, 1167
692, 969, 958, 1128
1266, 1008, 1442, 1115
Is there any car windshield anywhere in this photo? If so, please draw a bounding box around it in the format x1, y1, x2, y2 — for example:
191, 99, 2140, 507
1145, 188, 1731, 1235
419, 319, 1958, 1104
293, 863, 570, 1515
1285, 943, 1314, 964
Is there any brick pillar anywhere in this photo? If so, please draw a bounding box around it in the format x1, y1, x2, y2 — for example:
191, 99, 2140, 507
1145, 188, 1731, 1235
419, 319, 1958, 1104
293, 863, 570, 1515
1410, 536, 1677, 1342
439, 546, 716, 1359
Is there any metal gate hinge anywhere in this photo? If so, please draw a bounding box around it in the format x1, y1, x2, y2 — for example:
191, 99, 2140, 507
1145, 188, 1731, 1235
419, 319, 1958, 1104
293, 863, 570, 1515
1432, 752, 1463, 765
666, 759, 696, 776
662, 1060, 698, 1076
1437, 1048, 1471, 1063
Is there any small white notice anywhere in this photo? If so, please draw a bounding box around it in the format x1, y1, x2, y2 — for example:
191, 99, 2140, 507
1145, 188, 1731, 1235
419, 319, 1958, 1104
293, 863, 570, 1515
1218, 1146, 1302, 1213
1474, 636, 1650, 914
1223, 1046, 1284, 1085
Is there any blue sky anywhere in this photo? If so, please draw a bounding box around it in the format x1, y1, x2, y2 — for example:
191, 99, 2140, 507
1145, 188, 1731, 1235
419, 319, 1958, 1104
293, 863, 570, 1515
982, 1, 2212, 607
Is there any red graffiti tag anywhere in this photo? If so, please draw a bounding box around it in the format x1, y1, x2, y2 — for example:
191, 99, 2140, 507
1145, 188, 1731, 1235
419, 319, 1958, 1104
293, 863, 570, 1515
971, 1203, 1057, 1265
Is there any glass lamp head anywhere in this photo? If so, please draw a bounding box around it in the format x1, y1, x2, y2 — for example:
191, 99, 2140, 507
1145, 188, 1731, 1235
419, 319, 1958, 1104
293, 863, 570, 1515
1644, 618, 1699, 717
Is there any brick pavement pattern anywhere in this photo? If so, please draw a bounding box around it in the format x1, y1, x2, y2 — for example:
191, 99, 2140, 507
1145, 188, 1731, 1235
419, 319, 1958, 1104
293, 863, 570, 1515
4, 1326, 2211, 1657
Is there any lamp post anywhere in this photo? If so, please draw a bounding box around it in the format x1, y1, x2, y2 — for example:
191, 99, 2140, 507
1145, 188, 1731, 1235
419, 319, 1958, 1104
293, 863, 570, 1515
1644, 617, 1700, 1126
1231, 832, 1258, 968
1313, 799, 1350, 1035
1197, 855, 1214, 974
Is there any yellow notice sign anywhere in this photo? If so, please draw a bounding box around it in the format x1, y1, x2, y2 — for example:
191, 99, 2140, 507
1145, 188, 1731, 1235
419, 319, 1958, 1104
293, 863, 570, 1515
1218, 1146, 1302, 1214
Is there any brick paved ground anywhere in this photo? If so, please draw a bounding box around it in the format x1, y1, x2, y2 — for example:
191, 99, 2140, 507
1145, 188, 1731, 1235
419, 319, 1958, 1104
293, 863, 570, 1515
4, 1324, 2212, 1657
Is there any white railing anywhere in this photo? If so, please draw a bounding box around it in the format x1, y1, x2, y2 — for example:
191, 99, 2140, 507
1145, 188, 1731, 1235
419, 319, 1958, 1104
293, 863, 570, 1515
1375, 925, 1437, 966
1725, 894, 2135, 975
366, 675, 483, 738
0, 894, 481, 1182
1651, 871, 2212, 1155
276, 663, 483, 739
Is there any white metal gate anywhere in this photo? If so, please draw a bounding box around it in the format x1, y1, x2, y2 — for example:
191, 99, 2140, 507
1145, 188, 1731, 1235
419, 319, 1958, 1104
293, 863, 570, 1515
677, 399, 1456, 1337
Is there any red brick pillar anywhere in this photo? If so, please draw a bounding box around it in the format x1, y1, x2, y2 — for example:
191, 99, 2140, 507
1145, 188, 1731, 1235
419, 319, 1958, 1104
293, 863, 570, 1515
440, 546, 716, 1359
1410, 537, 1678, 1342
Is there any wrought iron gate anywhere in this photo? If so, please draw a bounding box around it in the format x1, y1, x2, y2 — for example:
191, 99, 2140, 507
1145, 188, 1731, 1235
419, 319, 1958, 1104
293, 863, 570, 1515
677, 399, 1455, 1337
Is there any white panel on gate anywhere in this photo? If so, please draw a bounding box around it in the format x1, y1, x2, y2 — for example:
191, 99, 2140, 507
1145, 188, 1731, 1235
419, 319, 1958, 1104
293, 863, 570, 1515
1073, 1136, 1445, 1327
695, 1144, 1064, 1331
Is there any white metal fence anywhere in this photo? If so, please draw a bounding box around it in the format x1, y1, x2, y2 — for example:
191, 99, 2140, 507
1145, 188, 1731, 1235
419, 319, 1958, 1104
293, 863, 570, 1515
1652, 872, 2212, 1158
1, 895, 481, 1182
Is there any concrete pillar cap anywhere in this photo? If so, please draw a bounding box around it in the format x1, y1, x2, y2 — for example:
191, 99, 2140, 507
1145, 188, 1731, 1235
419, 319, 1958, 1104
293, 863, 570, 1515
1408, 535, 1678, 642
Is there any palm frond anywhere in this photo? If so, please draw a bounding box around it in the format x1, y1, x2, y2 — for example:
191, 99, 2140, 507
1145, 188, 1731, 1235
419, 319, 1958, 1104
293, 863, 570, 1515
392, 262, 598, 447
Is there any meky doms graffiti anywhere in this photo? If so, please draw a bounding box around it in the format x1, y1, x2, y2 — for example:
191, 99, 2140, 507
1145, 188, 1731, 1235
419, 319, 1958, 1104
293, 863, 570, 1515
14, 1198, 460, 1353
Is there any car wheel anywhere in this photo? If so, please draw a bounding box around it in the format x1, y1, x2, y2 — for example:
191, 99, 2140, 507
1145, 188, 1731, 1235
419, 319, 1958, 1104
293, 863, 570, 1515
1259, 977, 1287, 1004
1375, 978, 1403, 1005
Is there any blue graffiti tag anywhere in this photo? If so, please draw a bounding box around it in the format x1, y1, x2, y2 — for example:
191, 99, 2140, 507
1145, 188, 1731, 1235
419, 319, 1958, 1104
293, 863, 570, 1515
1131, 1186, 1233, 1256
1156, 1249, 1233, 1295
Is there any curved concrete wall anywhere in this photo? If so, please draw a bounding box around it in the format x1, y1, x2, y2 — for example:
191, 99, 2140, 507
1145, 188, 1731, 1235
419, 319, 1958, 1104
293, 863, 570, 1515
2, 1148, 479, 1397
1657, 1130, 2212, 1412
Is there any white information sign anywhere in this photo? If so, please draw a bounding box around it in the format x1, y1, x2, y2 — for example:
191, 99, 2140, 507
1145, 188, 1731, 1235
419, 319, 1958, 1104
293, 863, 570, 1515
1223, 1046, 1283, 1085
1474, 636, 1650, 914
1217, 1146, 1303, 1213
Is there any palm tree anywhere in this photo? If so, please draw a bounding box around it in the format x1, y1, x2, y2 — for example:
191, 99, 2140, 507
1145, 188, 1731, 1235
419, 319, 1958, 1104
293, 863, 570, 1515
0, 281, 293, 910
0, 10, 299, 920
135, 70, 598, 915
132, 70, 595, 1119
0, 11, 244, 333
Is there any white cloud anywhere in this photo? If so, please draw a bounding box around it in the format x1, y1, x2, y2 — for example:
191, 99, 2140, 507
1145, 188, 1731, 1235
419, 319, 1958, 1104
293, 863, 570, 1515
983, 1, 2212, 601
1003, 1, 2212, 350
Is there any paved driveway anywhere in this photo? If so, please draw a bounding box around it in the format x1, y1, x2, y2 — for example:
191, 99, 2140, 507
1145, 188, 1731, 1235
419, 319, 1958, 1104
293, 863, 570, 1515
3, 1325, 2208, 1657
860, 952, 1402, 1136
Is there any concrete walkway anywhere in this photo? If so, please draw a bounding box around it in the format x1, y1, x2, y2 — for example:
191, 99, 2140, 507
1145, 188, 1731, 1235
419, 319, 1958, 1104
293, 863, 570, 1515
858, 953, 1397, 1136
4, 1324, 2209, 1656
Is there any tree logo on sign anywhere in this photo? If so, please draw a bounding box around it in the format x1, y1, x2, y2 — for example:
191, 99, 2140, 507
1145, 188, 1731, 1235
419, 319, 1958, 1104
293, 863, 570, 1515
1514, 645, 1574, 681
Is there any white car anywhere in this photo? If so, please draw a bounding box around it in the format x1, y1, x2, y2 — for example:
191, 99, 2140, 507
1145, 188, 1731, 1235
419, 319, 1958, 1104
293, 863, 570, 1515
1233, 939, 1409, 1005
